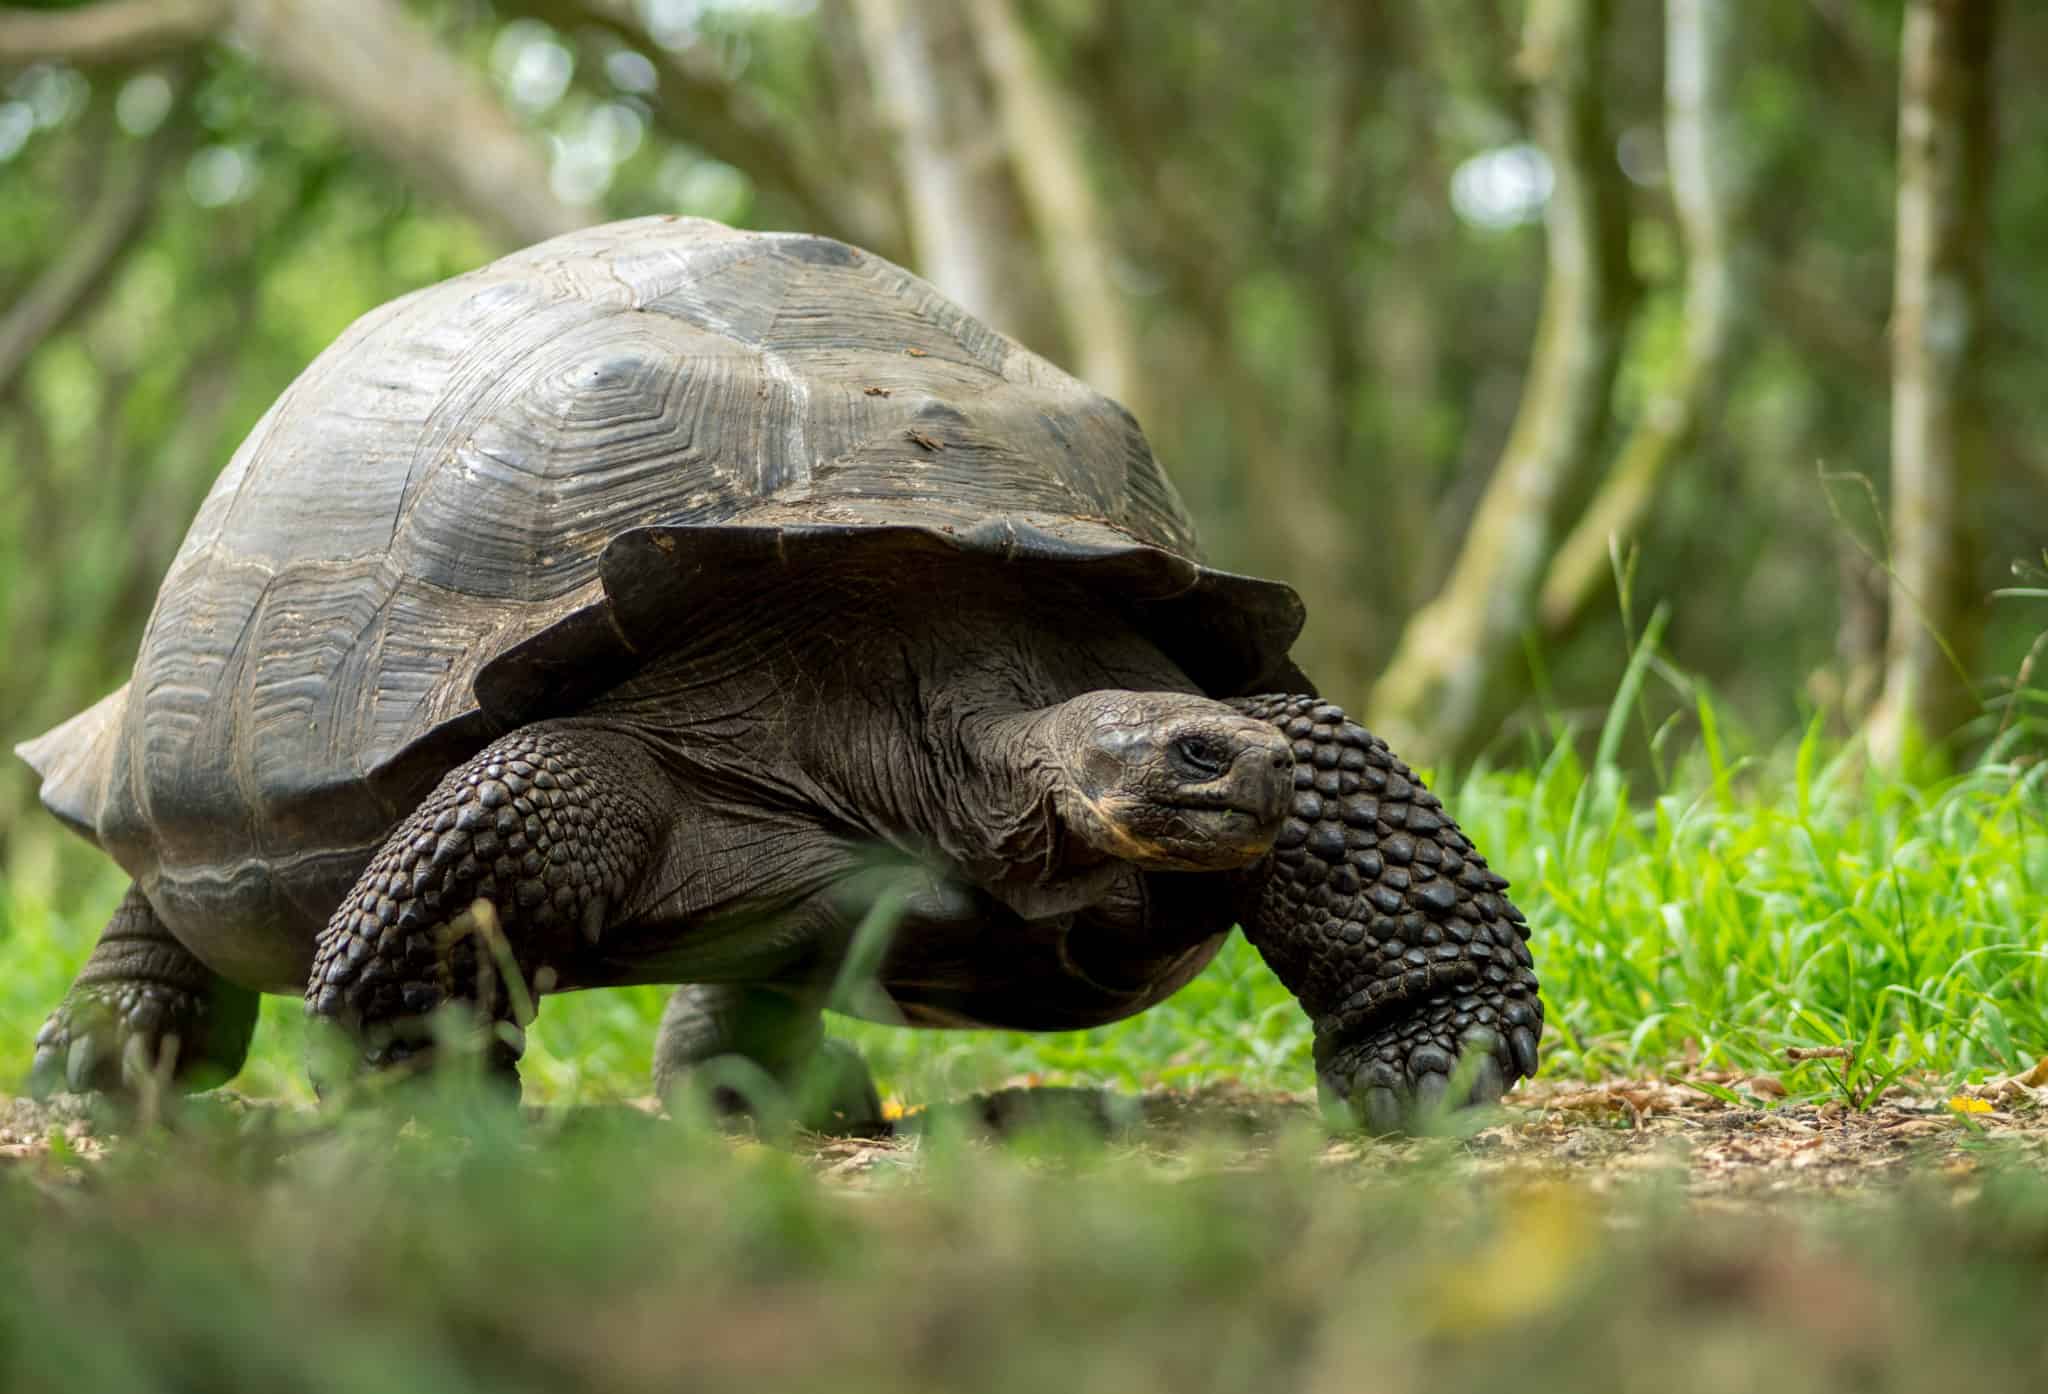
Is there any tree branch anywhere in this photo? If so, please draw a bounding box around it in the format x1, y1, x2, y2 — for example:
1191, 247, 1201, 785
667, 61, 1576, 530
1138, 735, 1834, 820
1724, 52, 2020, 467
1, 0, 591, 249
1538, 0, 1752, 632
230, 0, 589, 248
502, 0, 903, 256
0, 0, 226, 67
1370, 0, 1639, 758
964, 0, 1145, 421
0, 79, 189, 397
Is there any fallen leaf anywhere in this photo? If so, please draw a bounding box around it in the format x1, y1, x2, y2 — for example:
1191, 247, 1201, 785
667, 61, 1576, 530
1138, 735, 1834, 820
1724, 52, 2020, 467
1948, 1096, 1994, 1115
1786, 1046, 1854, 1062
2018, 1054, 2048, 1089
1421, 1185, 1594, 1332
1886, 1118, 1950, 1137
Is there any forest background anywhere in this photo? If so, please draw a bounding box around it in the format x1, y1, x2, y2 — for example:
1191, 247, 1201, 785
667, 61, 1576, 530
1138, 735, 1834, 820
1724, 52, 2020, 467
0, 0, 2039, 1095
0, 0, 2034, 836
4, 13, 2048, 1390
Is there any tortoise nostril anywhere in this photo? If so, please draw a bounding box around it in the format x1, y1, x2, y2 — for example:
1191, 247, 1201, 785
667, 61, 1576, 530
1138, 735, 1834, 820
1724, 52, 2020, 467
1270, 752, 1290, 771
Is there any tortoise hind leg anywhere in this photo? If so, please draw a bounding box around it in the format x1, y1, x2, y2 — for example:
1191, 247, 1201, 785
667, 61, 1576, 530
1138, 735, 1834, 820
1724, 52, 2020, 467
653, 984, 882, 1133
653, 873, 1014, 1132
30, 884, 259, 1098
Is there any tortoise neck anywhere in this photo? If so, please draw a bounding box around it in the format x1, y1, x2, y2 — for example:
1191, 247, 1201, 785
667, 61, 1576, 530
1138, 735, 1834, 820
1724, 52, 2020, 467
914, 701, 1076, 899
580, 567, 1199, 901
823, 593, 1202, 909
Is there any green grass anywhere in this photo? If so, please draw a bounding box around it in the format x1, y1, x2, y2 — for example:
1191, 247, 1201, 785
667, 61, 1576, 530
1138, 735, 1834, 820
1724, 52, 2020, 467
4, 712, 2048, 1392
3, 1097, 2048, 1394
4, 708, 2047, 1104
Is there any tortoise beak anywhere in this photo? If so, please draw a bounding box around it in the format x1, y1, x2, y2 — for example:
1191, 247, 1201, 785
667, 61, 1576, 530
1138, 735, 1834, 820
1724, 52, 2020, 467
1226, 734, 1294, 822
1122, 717, 1295, 866
1172, 727, 1294, 824
1048, 693, 1297, 871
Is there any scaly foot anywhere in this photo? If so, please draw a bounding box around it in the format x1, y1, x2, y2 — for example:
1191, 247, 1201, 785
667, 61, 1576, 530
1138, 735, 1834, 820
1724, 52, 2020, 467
31, 977, 254, 1098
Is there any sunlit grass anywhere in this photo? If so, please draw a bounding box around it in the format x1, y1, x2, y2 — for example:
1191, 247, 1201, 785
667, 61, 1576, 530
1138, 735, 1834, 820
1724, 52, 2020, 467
3, 701, 2045, 1105
1463, 716, 2048, 1094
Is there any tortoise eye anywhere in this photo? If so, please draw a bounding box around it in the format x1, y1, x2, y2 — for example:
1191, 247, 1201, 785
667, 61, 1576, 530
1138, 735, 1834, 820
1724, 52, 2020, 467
1170, 736, 1228, 780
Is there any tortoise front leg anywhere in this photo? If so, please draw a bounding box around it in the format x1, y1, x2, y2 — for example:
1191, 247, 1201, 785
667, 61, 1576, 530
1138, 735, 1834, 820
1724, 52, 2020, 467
1228, 695, 1542, 1134
306, 722, 673, 1087
30, 884, 259, 1098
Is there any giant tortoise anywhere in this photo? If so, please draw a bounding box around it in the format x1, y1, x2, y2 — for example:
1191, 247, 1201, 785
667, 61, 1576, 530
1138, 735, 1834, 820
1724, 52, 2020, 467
16, 217, 1541, 1131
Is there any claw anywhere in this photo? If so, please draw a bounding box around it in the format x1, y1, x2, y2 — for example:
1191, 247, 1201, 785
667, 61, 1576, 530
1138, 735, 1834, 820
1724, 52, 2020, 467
1411, 1070, 1448, 1114
66, 1033, 102, 1093
26, 980, 249, 1101
28, 1045, 63, 1100
1510, 1026, 1541, 1080
1360, 1085, 1404, 1136
1459, 1024, 1504, 1063
1468, 1054, 1507, 1105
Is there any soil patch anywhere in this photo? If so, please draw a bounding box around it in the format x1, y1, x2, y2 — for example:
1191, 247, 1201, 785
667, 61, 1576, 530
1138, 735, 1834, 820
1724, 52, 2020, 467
800, 1074, 2048, 1201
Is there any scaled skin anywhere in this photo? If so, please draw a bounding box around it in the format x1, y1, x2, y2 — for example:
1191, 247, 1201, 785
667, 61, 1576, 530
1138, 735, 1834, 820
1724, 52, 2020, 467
37, 567, 1541, 1131
298, 571, 1292, 1076
522, 569, 1292, 989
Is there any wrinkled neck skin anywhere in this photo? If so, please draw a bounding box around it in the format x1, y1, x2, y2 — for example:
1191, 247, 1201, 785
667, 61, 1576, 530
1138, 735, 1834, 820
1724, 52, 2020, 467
580, 566, 1200, 916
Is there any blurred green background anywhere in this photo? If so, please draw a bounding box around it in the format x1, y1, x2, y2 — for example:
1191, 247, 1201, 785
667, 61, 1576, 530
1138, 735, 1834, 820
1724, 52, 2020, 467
4, 1, 2042, 845
0, 0, 2041, 1088
6, 14, 2048, 1390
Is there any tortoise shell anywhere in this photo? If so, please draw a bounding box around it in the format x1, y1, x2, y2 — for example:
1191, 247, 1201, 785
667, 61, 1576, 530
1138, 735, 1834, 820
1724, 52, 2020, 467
18, 217, 1303, 987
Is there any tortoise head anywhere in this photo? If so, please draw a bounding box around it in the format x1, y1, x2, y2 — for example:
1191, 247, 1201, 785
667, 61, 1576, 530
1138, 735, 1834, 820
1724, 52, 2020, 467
1040, 691, 1295, 872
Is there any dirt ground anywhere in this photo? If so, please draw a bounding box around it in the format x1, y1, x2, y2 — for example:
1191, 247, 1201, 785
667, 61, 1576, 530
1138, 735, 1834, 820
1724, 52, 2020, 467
773, 1069, 2048, 1204
9, 1064, 2042, 1204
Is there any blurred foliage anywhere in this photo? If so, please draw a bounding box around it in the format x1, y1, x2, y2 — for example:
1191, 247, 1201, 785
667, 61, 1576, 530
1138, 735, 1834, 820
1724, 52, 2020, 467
2, 2, 2046, 884
6, 15, 2048, 1388
5, 1095, 2048, 1393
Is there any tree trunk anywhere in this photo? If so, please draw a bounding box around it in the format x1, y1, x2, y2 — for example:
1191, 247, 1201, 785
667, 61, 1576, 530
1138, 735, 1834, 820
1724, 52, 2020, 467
1370, 0, 1636, 759
1308, 3, 1407, 686
848, 0, 1053, 349
1538, 0, 1749, 632
1867, 0, 1994, 763
963, 0, 1147, 425
1058, 18, 1356, 689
